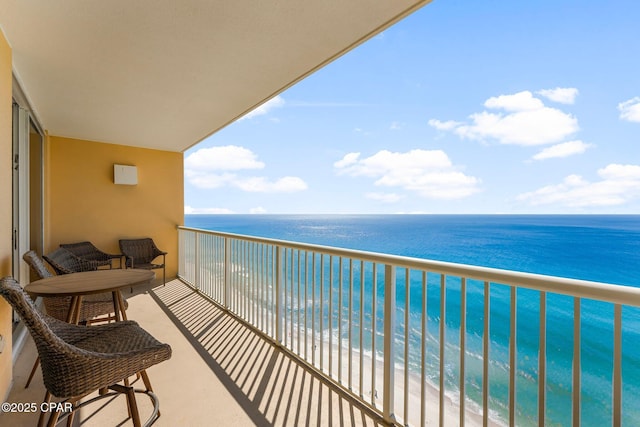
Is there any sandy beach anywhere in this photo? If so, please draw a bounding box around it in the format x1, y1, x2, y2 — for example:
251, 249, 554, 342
282, 326, 505, 427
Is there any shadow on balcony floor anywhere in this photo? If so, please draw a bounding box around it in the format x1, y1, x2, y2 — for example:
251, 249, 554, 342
149, 281, 388, 427
1, 280, 388, 426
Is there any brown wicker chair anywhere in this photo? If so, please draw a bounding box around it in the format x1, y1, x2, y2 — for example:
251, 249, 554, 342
22, 250, 129, 389
0, 276, 172, 427
60, 241, 123, 269
43, 247, 99, 275
119, 238, 167, 284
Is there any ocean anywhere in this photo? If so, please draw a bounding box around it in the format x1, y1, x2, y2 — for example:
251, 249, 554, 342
184, 214, 640, 426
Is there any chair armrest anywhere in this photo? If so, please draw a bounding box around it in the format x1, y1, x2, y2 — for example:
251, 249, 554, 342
152, 252, 166, 265
151, 247, 167, 264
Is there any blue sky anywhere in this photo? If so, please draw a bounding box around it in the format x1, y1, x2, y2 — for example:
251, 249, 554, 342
184, 0, 640, 214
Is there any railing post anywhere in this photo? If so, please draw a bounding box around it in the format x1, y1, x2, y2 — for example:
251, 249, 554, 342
194, 231, 200, 290
613, 304, 622, 427
383, 264, 396, 424
177, 228, 183, 279
224, 237, 231, 309
275, 245, 284, 343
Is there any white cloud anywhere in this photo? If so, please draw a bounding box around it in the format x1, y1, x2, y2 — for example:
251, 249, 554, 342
187, 173, 308, 192
185, 205, 234, 214
366, 192, 404, 203
335, 149, 480, 199
599, 163, 640, 180
517, 164, 640, 207
185, 172, 236, 189
428, 119, 462, 131
537, 88, 579, 104
185, 145, 307, 193
532, 140, 592, 160
336, 149, 452, 177
429, 90, 579, 146
185, 145, 264, 171
390, 121, 404, 130
250, 207, 268, 214
484, 91, 544, 111
240, 95, 285, 120
234, 176, 308, 193
618, 97, 640, 122
333, 152, 361, 169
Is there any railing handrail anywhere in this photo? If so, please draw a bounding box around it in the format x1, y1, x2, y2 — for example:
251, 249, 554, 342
179, 225, 640, 307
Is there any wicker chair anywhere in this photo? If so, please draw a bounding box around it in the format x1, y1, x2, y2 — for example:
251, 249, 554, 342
60, 241, 123, 269
119, 238, 167, 284
22, 250, 129, 389
43, 247, 99, 275
23, 250, 125, 322
0, 276, 172, 427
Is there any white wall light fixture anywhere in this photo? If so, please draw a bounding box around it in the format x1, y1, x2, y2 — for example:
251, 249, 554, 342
114, 164, 138, 185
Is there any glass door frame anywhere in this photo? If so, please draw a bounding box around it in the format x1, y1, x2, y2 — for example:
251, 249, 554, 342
11, 76, 45, 356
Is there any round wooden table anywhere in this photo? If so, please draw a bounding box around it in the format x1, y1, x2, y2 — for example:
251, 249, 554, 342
25, 269, 155, 323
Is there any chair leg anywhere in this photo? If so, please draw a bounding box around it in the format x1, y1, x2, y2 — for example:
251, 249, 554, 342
126, 386, 142, 427
25, 356, 40, 388
111, 384, 141, 427
38, 391, 51, 427
46, 409, 61, 427
140, 370, 153, 392
139, 369, 160, 416
66, 402, 76, 427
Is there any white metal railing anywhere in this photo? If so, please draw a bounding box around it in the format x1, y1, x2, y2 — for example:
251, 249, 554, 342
178, 226, 640, 427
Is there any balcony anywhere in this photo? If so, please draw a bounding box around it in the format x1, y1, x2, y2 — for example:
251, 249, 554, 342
3, 278, 389, 426
3, 227, 640, 426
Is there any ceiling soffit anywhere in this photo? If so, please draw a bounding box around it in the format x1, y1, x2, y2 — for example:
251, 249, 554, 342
1, 1, 431, 152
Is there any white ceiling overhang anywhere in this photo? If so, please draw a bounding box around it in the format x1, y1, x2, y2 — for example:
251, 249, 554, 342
1, 1, 431, 152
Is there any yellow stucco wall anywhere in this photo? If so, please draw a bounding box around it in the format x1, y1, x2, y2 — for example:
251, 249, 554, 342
0, 31, 184, 399
47, 136, 183, 279
0, 28, 13, 399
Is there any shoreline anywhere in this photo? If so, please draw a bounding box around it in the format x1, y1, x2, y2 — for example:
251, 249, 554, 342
284, 329, 505, 427
231, 278, 507, 426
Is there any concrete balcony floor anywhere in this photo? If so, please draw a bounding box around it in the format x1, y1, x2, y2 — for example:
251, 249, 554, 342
1, 280, 386, 426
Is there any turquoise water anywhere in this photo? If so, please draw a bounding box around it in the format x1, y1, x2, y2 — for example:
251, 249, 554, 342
185, 214, 640, 426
